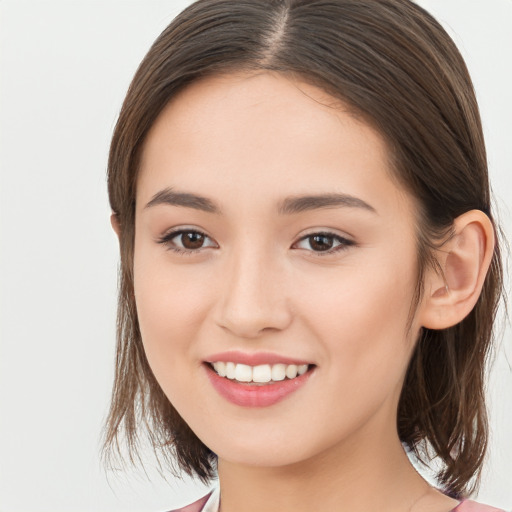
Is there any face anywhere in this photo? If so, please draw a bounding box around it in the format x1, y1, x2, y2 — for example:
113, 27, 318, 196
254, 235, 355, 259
134, 72, 425, 469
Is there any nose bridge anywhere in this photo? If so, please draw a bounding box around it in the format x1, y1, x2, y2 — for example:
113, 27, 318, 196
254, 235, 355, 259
216, 241, 292, 338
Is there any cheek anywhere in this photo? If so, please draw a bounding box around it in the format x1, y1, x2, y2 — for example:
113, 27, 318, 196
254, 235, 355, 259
133, 246, 213, 374
290, 262, 419, 444
300, 255, 418, 380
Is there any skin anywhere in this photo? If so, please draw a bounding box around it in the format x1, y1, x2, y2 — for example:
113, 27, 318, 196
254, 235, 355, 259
128, 71, 491, 512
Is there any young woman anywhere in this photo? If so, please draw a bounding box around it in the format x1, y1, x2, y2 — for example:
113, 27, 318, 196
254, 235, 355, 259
103, 1, 506, 511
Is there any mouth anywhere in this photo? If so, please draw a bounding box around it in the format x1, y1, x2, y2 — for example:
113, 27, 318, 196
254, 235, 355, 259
207, 361, 312, 385
203, 358, 316, 407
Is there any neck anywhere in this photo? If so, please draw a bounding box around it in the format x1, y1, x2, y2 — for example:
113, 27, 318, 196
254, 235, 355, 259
216, 412, 432, 512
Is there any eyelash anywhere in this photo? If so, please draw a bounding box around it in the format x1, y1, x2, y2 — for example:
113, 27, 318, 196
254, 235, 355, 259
157, 229, 355, 257
157, 229, 216, 256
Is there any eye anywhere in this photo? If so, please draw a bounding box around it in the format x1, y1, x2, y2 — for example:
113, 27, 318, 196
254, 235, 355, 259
293, 232, 355, 255
157, 229, 217, 254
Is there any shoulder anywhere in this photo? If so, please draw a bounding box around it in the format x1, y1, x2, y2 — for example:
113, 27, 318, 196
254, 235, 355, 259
166, 491, 213, 512
453, 499, 507, 512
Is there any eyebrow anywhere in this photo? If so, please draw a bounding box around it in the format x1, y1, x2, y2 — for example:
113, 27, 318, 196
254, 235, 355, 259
144, 187, 377, 215
145, 188, 220, 213
278, 193, 376, 215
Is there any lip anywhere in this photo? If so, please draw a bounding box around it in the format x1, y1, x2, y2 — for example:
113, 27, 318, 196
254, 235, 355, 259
204, 362, 315, 407
205, 350, 313, 366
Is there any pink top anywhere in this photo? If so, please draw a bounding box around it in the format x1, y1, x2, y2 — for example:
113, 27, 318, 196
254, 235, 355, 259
168, 492, 212, 512
168, 490, 507, 512
453, 501, 505, 512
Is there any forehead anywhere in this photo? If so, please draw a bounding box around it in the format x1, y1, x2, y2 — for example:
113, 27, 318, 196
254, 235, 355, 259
137, 71, 414, 221
141, 71, 373, 163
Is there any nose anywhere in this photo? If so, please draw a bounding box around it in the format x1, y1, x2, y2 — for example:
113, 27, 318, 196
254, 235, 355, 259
215, 248, 293, 339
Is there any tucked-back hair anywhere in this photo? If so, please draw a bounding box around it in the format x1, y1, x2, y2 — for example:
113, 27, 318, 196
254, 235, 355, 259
104, 0, 504, 497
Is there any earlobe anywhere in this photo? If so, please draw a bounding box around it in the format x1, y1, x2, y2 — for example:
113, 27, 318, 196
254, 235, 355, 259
420, 210, 495, 330
110, 213, 121, 238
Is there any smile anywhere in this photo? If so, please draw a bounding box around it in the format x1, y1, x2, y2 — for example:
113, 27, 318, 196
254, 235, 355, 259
210, 361, 309, 384
204, 357, 315, 407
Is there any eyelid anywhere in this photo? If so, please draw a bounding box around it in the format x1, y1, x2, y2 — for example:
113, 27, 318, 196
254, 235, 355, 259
155, 226, 355, 256
292, 230, 356, 256
157, 226, 218, 254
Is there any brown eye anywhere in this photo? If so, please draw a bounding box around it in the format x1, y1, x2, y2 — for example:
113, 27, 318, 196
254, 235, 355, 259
294, 232, 355, 255
309, 235, 334, 251
181, 231, 205, 249
158, 229, 217, 254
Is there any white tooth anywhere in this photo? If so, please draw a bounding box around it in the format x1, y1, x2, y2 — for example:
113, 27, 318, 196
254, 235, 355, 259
252, 364, 272, 383
286, 364, 298, 379
271, 364, 286, 381
297, 364, 308, 376
226, 362, 236, 379
215, 361, 226, 377
235, 363, 253, 382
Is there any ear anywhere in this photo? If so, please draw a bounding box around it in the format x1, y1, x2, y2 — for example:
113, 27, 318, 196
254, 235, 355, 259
110, 213, 121, 238
419, 210, 495, 330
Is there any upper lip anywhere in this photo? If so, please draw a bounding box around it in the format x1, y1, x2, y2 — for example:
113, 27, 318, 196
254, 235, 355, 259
204, 350, 313, 366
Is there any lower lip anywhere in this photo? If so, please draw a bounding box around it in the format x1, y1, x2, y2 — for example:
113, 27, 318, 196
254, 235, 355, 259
204, 364, 314, 407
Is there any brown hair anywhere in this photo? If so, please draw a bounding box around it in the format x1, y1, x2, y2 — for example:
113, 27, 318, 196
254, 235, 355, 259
103, 0, 504, 497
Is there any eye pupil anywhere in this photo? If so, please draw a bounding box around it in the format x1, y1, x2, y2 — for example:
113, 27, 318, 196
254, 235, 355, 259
310, 235, 333, 251
182, 232, 205, 249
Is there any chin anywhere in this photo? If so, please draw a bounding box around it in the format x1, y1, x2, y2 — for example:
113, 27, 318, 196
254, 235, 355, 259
199, 424, 340, 470
217, 445, 311, 469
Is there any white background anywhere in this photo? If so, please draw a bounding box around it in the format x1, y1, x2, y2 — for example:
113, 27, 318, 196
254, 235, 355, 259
0, 1, 510, 511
